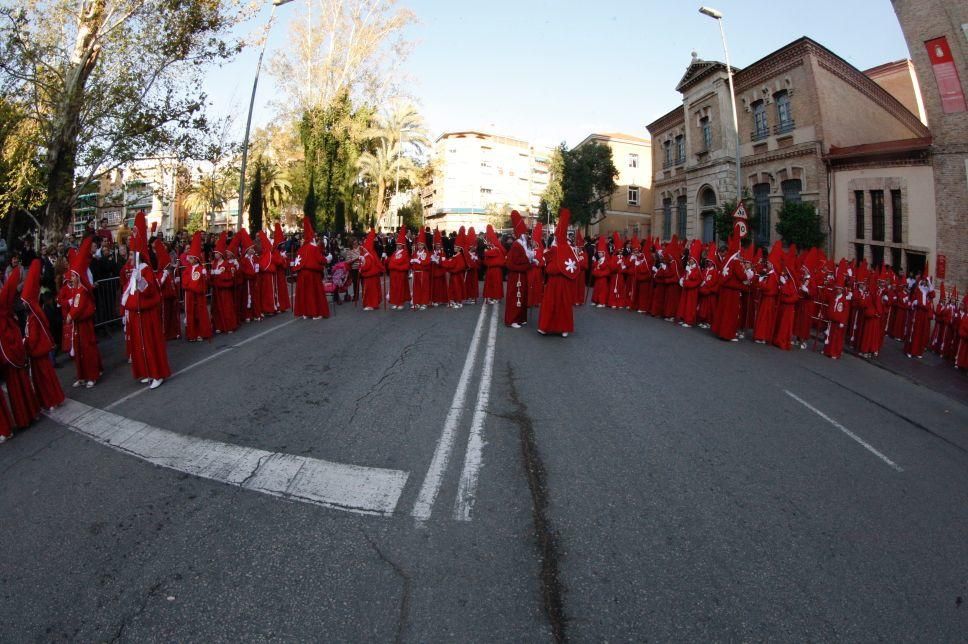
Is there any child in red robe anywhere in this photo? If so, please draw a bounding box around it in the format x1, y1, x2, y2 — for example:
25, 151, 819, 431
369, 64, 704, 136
67, 236, 102, 387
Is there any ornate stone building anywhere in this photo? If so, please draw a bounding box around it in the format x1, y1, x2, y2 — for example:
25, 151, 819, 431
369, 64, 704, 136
646, 37, 933, 274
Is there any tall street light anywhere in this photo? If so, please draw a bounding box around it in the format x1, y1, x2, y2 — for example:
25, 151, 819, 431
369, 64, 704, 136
699, 6, 742, 204
237, 0, 294, 231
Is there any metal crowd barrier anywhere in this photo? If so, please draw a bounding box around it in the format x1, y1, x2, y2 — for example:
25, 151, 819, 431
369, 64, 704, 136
93, 276, 122, 328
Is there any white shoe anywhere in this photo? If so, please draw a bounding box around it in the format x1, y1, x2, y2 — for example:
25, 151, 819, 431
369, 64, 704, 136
313, 316, 322, 320
562, 332, 569, 338
149, 378, 164, 389
420, 305, 427, 310
85, 381, 95, 388
0, 435, 7, 444
72, 380, 83, 388
511, 323, 522, 329
538, 329, 546, 335
140, 378, 150, 384
364, 307, 374, 311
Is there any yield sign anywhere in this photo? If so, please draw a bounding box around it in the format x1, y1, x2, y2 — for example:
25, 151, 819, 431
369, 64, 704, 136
732, 201, 749, 221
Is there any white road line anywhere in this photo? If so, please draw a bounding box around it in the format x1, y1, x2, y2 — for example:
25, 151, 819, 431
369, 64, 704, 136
454, 303, 499, 521
412, 304, 489, 520
105, 317, 298, 411
45, 398, 409, 515
784, 390, 904, 472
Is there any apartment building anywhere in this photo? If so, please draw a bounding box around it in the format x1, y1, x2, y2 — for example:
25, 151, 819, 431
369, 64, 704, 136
424, 131, 552, 232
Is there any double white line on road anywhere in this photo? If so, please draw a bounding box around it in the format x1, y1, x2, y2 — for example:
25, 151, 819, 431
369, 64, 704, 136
412, 303, 500, 521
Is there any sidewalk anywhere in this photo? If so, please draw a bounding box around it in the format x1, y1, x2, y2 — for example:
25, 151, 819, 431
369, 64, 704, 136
845, 336, 968, 405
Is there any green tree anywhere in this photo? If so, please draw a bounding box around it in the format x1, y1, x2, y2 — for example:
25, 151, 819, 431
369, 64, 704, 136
0, 0, 249, 234
0, 98, 45, 240
560, 142, 618, 230
540, 143, 566, 220
303, 173, 318, 224
248, 163, 264, 236
396, 192, 423, 230
775, 201, 826, 249
248, 156, 292, 220
186, 211, 205, 234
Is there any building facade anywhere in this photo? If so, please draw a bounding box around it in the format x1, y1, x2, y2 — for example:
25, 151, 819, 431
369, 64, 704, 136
71, 158, 188, 238
574, 133, 653, 238
424, 131, 551, 232
892, 0, 968, 287
646, 38, 933, 275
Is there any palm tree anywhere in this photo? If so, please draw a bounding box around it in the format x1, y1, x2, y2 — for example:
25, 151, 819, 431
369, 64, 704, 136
365, 100, 431, 161
357, 138, 417, 225
182, 167, 237, 229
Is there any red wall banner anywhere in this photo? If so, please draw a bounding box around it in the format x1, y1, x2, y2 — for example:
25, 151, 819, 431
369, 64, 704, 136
925, 37, 967, 114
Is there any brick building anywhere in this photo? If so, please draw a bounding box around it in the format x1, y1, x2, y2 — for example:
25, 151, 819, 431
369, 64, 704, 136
645, 38, 933, 275
892, 0, 968, 288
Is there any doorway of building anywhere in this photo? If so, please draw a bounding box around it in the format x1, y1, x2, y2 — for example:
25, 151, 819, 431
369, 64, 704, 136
698, 186, 717, 243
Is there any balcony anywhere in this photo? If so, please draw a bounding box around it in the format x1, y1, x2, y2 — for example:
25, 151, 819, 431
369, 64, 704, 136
751, 128, 770, 142
773, 119, 795, 135
663, 159, 674, 169
675, 156, 685, 166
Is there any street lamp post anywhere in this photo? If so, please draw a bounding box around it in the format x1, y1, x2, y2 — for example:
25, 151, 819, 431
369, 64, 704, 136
699, 6, 742, 204
237, 0, 293, 232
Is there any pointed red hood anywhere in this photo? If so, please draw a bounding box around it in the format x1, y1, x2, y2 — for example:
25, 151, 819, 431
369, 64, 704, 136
70, 236, 95, 289
21, 259, 41, 305
187, 230, 203, 261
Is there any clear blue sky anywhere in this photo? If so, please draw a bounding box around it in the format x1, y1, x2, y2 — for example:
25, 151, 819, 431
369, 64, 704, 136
205, 0, 911, 149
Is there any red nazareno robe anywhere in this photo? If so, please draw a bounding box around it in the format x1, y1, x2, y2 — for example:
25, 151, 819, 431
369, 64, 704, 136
753, 271, 779, 343
157, 267, 181, 340
240, 255, 262, 321
794, 278, 817, 342
211, 258, 238, 332
258, 251, 279, 315
68, 285, 102, 382
591, 255, 610, 306
772, 275, 799, 350
697, 267, 720, 324
430, 251, 448, 305
444, 251, 466, 304
904, 287, 934, 357
57, 283, 73, 353
574, 249, 588, 306
0, 299, 40, 427
956, 312, 968, 370
387, 246, 412, 307
528, 244, 544, 309
122, 265, 172, 381
504, 240, 531, 326
274, 250, 291, 312
824, 292, 849, 359
23, 300, 65, 410
410, 249, 432, 307
182, 263, 213, 341
712, 256, 748, 341
633, 255, 654, 313
464, 250, 480, 302
359, 248, 384, 310
606, 254, 626, 309
482, 247, 505, 300
293, 242, 330, 318
538, 244, 578, 334
858, 287, 886, 355
650, 260, 670, 317
676, 263, 702, 325
663, 258, 682, 319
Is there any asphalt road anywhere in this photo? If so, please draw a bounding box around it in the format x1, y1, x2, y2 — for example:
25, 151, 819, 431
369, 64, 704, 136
1, 296, 966, 642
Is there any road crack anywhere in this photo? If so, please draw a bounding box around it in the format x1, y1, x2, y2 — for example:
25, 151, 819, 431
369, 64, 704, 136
505, 362, 568, 643
361, 529, 412, 644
